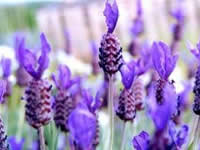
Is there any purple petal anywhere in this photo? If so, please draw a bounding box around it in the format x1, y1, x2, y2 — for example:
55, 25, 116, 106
151, 42, 165, 79
119, 61, 135, 89
132, 131, 150, 150
58, 64, 71, 89
68, 102, 96, 149
23, 49, 37, 78
103, 0, 119, 33
8, 136, 25, 150
1, 58, 11, 78
150, 83, 177, 131
14, 34, 25, 66
90, 41, 98, 57
176, 125, 189, 147
0, 80, 6, 102
36, 33, 51, 79
82, 89, 93, 109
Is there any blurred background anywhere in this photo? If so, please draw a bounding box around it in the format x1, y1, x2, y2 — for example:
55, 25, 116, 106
1, 0, 200, 149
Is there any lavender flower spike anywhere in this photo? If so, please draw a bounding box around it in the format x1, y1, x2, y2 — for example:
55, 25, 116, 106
152, 41, 178, 104
189, 41, 200, 115
104, 0, 119, 33
52, 65, 78, 132
0, 80, 9, 149
1, 58, 11, 79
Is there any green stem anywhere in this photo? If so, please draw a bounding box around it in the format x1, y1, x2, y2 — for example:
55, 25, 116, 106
120, 122, 127, 150
194, 116, 200, 149
38, 127, 46, 150
108, 75, 114, 150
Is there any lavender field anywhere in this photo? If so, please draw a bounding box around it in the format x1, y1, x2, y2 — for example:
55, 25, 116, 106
0, 0, 200, 149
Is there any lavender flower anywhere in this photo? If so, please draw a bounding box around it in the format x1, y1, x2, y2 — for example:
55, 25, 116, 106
170, 0, 185, 52
1, 58, 12, 98
90, 41, 100, 75
132, 131, 150, 150
190, 41, 200, 115
99, 0, 123, 75
152, 41, 178, 104
52, 64, 78, 132
0, 80, 9, 150
22, 33, 52, 129
8, 136, 24, 150
128, 0, 144, 56
14, 34, 32, 87
68, 98, 97, 150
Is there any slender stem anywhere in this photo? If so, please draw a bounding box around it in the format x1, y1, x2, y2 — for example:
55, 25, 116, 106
194, 116, 200, 149
120, 122, 127, 150
108, 75, 114, 150
38, 127, 46, 150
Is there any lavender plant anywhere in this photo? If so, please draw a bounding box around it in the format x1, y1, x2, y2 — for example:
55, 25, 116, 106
52, 64, 78, 132
20, 33, 52, 150
8, 136, 24, 150
0, 80, 9, 149
98, 0, 123, 149
152, 41, 178, 104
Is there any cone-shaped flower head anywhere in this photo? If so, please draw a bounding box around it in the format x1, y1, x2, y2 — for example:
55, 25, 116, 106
152, 41, 178, 104
52, 64, 79, 132
68, 99, 97, 150
99, 0, 123, 75
190, 41, 200, 115
23, 33, 52, 129
8, 136, 24, 150
0, 80, 8, 150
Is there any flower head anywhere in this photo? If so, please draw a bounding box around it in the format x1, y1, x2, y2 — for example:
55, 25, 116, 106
52, 64, 78, 90
152, 41, 178, 80
1, 58, 11, 79
149, 83, 177, 131
103, 0, 119, 33
8, 136, 25, 150
21, 33, 51, 80
132, 131, 150, 150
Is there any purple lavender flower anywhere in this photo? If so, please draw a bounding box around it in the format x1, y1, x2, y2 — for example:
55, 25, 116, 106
119, 60, 135, 89
1, 58, 12, 98
170, 0, 185, 52
52, 64, 79, 132
68, 99, 97, 150
128, 0, 144, 56
169, 122, 189, 148
132, 131, 150, 150
99, 0, 123, 75
149, 83, 177, 132
90, 41, 100, 75
103, 0, 119, 34
22, 33, 52, 129
8, 136, 24, 150
14, 34, 32, 86
152, 41, 178, 104
0, 80, 8, 149
1, 58, 11, 79
190, 41, 200, 115
64, 30, 71, 54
